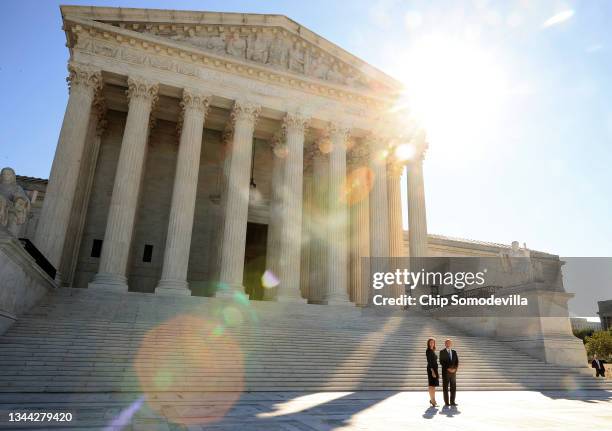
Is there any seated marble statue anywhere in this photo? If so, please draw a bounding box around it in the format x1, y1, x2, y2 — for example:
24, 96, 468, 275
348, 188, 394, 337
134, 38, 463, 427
0, 167, 30, 236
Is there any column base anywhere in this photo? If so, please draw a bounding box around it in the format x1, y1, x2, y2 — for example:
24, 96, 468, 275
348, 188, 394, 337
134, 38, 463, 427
88, 272, 129, 293
155, 279, 192, 296
325, 294, 351, 306
215, 282, 246, 299
276, 292, 307, 304
54, 271, 66, 287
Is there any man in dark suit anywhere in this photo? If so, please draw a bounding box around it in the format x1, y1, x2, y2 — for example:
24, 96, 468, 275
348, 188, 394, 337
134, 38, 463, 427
592, 355, 606, 377
439, 338, 459, 406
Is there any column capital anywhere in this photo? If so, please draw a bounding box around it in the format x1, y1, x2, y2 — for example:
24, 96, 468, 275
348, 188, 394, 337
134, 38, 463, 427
283, 112, 310, 135
92, 93, 108, 137
231, 100, 261, 125
327, 122, 351, 141
303, 143, 319, 170
311, 138, 331, 158
222, 126, 233, 146
180, 88, 211, 115
348, 141, 371, 167
386, 158, 405, 178
270, 131, 288, 158
409, 129, 429, 162
176, 89, 211, 140
126, 76, 159, 105
364, 132, 392, 149
67, 62, 102, 94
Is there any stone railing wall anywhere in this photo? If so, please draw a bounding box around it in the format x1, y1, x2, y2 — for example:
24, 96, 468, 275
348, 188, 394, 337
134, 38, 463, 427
0, 226, 56, 334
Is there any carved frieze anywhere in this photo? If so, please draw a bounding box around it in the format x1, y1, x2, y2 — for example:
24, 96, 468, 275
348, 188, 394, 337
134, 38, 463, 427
71, 25, 389, 110
147, 25, 373, 90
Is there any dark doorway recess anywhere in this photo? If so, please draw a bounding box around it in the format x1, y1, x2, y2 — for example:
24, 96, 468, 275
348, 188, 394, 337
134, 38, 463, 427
243, 222, 268, 300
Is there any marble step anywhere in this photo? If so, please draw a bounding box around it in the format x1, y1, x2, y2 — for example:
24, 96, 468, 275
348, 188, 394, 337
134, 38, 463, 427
2, 290, 609, 393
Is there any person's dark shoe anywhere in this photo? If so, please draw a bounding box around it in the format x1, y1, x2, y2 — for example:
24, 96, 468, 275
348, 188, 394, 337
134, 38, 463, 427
450, 403, 458, 406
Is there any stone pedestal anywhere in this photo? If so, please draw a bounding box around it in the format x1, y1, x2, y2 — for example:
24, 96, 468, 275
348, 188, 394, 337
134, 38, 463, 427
217, 101, 260, 298
34, 63, 102, 274
155, 89, 210, 296
276, 113, 309, 303
433, 284, 589, 369
89, 77, 158, 292
0, 227, 55, 335
496, 288, 588, 369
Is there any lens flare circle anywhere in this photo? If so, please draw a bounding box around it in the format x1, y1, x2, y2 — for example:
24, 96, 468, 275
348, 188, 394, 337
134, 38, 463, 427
261, 269, 280, 288
134, 315, 244, 426
342, 166, 374, 205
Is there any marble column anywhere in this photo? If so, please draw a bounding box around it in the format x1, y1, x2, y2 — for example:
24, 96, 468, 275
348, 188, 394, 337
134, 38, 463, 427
387, 158, 406, 297
276, 113, 309, 303
369, 137, 390, 303
60, 95, 107, 287
300, 149, 315, 300
348, 143, 371, 306
264, 133, 285, 300
89, 77, 158, 291
325, 124, 350, 304
308, 148, 329, 303
369, 138, 390, 258
218, 101, 260, 297
211, 128, 234, 283
34, 63, 102, 275
155, 89, 210, 295
387, 160, 405, 257
407, 150, 428, 258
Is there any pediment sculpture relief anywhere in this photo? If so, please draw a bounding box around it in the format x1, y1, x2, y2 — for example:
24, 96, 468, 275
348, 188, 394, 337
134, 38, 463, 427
122, 24, 371, 90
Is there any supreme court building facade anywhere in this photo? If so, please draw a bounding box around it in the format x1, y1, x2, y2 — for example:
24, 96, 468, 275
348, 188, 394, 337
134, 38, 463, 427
34, 6, 429, 303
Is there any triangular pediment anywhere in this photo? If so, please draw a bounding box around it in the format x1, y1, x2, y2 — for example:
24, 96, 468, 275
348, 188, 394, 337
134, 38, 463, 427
61, 6, 401, 98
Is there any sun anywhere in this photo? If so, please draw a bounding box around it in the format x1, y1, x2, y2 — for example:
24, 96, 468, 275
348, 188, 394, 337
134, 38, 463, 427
391, 34, 510, 164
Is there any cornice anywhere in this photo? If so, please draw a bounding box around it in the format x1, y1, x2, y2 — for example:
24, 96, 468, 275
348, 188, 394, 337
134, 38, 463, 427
64, 17, 395, 110
60, 5, 402, 92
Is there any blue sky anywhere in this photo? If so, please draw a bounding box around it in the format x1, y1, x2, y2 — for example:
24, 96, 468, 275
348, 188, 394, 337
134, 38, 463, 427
1, 0, 611, 262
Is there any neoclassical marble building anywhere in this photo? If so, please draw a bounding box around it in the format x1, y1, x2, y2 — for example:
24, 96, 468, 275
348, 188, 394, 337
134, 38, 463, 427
33, 5, 429, 303
4, 5, 590, 370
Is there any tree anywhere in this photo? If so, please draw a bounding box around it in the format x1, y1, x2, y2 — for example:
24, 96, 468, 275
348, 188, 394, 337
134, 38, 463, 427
585, 330, 612, 360
573, 328, 595, 343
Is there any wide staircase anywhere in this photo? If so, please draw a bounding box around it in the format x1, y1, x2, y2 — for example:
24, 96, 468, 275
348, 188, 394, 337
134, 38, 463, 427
0, 288, 610, 393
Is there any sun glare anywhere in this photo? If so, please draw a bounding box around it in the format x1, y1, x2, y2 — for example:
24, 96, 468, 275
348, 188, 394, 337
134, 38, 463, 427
394, 143, 416, 161
542, 10, 574, 28
392, 34, 509, 164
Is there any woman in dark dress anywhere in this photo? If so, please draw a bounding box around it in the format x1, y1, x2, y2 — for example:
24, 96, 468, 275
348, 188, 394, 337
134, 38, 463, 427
426, 338, 439, 407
